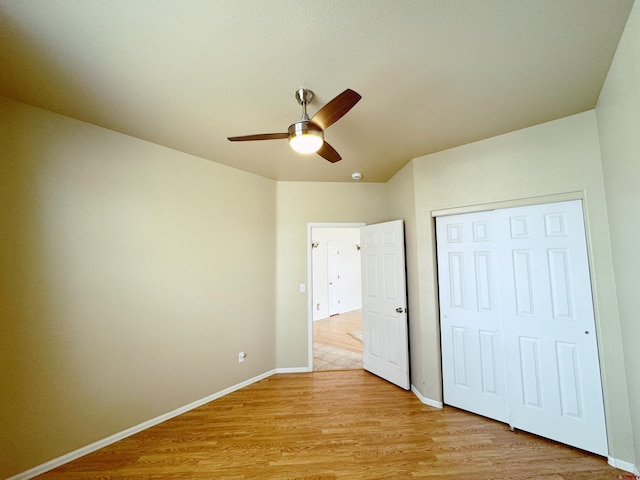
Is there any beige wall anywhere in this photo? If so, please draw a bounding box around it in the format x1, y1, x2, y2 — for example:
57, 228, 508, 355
0, 97, 277, 479
596, 0, 640, 469
390, 110, 635, 463
385, 162, 427, 395
275, 182, 388, 368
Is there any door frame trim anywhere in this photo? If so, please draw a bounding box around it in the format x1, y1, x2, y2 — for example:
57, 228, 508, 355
431, 191, 584, 218
306, 223, 366, 370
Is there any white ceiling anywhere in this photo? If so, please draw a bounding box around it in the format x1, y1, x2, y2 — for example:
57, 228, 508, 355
0, 0, 634, 182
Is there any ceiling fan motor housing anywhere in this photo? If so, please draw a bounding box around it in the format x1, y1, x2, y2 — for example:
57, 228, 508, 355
288, 121, 324, 154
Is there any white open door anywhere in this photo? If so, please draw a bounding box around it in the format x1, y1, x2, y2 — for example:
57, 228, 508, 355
360, 220, 410, 390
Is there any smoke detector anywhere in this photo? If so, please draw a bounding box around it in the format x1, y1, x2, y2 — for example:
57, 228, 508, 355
352, 172, 363, 180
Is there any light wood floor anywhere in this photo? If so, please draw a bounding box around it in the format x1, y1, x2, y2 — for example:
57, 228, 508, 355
313, 309, 363, 353
36, 370, 626, 479
313, 310, 363, 370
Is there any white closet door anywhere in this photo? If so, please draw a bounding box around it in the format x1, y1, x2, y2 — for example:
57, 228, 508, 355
497, 200, 608, 456
437, 200, 607, 456
436, 211, 508, 422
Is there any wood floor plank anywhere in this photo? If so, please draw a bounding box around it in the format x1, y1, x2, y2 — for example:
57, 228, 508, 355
313, 310, 362, 353
35, 370, 627, 479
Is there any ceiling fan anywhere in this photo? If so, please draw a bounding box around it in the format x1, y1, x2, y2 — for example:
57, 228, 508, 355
227, 88, 361, 163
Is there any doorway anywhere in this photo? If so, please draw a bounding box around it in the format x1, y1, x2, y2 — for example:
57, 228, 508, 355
313, 310, 363, 370
308, 223, 364, 371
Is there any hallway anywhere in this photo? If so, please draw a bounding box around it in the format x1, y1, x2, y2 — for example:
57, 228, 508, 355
313, 309, 362, 371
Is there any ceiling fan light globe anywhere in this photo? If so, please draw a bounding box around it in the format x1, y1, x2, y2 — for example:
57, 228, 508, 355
290, 135, 323, 154
288, 122, 324, 154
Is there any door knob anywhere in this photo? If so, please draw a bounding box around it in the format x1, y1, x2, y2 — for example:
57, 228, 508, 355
396, 307, 406, 313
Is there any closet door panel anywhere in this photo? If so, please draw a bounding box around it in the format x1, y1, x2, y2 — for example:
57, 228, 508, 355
498, 200, 607, 456
437, 212, 508, 423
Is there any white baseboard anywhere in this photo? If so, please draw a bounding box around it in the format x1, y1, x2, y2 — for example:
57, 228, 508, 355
411, 385, 443, 408
7, 370, 278, 480
275, 366, 312, 374
608, 456, 639, 475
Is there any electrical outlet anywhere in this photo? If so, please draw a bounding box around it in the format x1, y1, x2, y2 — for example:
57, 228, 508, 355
238, 351, 246, 363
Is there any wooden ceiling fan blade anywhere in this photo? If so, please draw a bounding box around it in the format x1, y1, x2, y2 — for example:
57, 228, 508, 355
227, 133, 288, 141
317, 141, 341, 163
310, 89, 361, 130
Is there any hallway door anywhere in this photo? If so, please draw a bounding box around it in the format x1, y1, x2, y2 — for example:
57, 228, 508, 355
360, 220, 410, 390
328, 243, 341, 316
